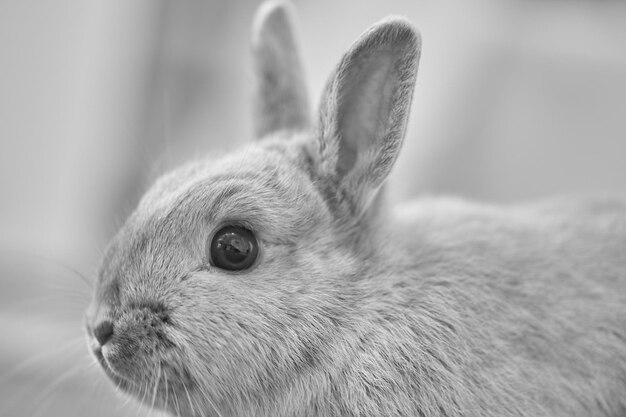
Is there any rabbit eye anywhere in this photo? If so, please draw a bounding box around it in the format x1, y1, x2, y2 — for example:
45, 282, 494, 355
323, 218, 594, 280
209, 226, 259, 271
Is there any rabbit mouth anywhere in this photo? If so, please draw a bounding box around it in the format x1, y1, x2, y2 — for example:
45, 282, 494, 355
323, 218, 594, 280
94, 340, 198, 411
92, 346, 135, 392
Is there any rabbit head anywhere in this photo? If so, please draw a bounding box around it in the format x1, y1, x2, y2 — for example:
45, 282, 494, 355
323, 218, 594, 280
85, 1, 420, 416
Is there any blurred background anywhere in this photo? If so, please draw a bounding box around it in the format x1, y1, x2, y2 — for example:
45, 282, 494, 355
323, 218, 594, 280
1, 0, 625, 415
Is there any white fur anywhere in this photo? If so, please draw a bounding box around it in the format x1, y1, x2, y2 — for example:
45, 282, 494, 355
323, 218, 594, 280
85, 2, 626, 417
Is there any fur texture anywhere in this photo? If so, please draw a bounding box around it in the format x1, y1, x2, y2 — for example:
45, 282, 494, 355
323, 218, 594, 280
85, 2, 626, 416
252, 0, 310, 138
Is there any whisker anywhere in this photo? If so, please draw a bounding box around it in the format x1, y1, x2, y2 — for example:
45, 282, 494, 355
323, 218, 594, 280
135, 357, 149, 417
163, 369, 170, 415
0, 337, 87, 385
148, 361, 162, 417
48, 257, 94, 289
139, 377, 151, 417
173, 383, 182, 417
6, 293, 90, 314
1, 249, 95, 289
204, 386, 225, 417
186, 354, 223, 417
181, 379, 198, 417
46, 281, 92, 298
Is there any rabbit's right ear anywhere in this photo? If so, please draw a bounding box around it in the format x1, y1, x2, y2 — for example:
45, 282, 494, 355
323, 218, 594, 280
252, 1, 310, 139
314, 18, 421, 221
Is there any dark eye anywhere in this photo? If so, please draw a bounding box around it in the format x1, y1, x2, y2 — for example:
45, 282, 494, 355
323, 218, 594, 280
209, 226, 259, 271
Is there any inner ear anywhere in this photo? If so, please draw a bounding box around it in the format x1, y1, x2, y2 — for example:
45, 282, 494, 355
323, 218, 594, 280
314, 18, 421, 220
336, 47, 397, 177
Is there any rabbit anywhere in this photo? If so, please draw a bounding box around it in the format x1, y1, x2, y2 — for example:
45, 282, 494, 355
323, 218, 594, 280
84, 1, 626, 416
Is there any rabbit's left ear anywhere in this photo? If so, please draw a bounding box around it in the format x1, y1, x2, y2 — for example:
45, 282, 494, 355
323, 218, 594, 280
315, 17, 421, 219
252, 1, 310, 138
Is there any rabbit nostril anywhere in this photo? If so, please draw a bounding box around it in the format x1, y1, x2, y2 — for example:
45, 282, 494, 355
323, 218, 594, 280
94, 320, 114, 346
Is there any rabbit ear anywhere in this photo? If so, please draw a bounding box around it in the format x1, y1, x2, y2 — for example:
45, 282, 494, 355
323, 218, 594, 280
315, 17, 420, 219
252, 1, 311, 138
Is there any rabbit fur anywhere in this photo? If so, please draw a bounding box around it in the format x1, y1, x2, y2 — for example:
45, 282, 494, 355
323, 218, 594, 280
85, 1, 626, 416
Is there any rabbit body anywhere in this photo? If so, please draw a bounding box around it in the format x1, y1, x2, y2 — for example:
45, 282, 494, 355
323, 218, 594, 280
85, 2, 626, 416
379, 196, 626, 416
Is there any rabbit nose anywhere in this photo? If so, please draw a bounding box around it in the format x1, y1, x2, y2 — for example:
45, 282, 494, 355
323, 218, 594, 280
94, 320, 114, 346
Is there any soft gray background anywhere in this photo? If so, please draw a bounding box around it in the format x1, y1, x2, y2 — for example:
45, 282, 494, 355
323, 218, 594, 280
1, 0, 625, 416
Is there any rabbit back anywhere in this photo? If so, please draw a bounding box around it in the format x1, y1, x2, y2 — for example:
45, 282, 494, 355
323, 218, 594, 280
354, 195, 626, 416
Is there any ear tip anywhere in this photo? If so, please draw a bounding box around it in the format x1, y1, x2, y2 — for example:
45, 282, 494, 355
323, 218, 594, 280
252, 0, 297, 41
386, 16, 422, 45
365, 16, 422, 54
